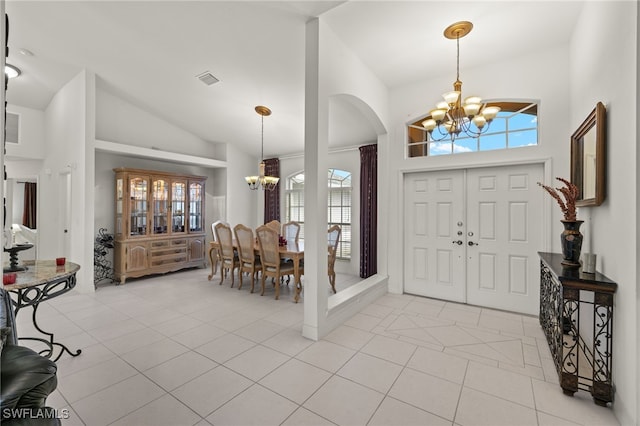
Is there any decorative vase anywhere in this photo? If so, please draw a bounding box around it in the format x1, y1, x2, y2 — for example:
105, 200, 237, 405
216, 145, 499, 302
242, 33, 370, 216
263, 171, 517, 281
560, 220, 583, 267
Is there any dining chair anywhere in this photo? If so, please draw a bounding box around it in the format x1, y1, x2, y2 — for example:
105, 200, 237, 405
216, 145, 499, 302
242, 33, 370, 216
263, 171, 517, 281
282, 221, 300, 242
209, 220, 229, 276
280, 221, 301, 285
327, 224, 341, 293
214, 222, 239, 287
256, 224, 296, 300
233, 224, 261, 292
265, 220, 281, 234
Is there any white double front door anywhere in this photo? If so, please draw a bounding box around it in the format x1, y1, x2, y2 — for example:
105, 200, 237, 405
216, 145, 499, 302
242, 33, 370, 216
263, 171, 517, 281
403, 163, 544, 315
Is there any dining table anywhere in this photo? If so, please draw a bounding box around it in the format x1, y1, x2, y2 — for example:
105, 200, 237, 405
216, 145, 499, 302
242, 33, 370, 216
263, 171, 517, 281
208, 239, 304, 302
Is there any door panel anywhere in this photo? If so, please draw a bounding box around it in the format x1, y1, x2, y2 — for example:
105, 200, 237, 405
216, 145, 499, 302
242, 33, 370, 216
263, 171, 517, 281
404, 163, 543, 315
466, 164, 543, 315
404, 171, 465, 302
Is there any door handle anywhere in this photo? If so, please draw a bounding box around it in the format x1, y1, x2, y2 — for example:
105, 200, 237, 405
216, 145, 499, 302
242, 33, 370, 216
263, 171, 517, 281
468, 241, 478, 246
452, 240, 463, 245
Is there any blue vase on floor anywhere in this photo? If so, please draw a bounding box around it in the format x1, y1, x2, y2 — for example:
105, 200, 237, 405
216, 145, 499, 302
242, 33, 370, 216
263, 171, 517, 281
561, 220, 583, 267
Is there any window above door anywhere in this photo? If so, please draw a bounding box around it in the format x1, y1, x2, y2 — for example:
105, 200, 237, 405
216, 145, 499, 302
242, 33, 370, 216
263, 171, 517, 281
407, 101, 538, 158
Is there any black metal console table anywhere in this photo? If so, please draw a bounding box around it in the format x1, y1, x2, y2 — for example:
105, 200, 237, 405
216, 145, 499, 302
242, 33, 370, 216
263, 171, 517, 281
4, 260, 82, 362
538, 252, 617, 406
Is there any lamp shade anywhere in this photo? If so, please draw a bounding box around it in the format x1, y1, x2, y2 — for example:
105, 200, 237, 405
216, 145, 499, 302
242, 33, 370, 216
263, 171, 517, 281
472, 115, 487, 128
422, 119, 437, 131
443, 91, 460, 105
430, 109, 447, 122
464, 96, 482, 105
481, 106, 501, 120
463, 103, 481, 116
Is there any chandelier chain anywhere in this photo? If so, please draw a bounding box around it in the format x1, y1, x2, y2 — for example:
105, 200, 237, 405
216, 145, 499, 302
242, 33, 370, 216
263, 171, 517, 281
456, 34, 460, 82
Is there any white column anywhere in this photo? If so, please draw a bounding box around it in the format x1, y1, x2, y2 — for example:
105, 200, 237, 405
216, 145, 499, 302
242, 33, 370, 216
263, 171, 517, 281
302, 18, 329, 340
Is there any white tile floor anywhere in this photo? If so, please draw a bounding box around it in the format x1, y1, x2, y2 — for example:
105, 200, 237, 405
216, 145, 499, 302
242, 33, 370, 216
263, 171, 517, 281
15, 268, 620, 426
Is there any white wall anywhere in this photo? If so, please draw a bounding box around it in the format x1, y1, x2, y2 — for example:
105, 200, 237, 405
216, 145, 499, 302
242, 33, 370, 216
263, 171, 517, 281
386, 45, 572, 294
225, 144, 260, 229
96, 85, 224, 160
569, 2, 638, 424
10, 180, 24, 225
39, 70, 94, 292
5, 105, 45, 159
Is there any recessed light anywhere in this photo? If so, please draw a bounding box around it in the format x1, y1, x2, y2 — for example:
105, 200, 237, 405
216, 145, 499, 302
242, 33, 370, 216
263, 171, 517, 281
5, 64, 21, 79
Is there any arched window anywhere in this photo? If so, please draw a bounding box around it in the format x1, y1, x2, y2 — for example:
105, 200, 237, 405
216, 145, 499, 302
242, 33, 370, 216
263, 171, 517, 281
407, 101, 538, 157
285, 169, 352, 259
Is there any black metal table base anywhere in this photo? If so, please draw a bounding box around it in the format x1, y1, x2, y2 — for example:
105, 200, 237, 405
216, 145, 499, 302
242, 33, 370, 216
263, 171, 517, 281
18, 302, 82, 362
10, 273, 82, 362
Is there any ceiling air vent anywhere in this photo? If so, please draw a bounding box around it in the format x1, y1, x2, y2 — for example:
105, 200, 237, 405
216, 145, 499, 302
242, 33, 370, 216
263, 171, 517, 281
5, 112, 19, 144
196, 71, 219, 86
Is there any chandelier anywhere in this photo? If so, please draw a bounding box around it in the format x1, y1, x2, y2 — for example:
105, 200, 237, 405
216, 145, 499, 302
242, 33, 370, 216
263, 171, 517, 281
422, 21, 500, 142
245, 105, 279, 191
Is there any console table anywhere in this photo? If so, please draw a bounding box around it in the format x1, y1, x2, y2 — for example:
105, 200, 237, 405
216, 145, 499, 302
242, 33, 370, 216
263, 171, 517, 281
538, 252, 617, 406
4, 260, 82, 362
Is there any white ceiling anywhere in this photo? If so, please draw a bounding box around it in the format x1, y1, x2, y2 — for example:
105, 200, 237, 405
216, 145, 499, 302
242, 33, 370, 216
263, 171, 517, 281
4, 1, 584, 158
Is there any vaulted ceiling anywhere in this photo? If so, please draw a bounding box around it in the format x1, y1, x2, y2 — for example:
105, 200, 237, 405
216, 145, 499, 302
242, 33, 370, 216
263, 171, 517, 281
5, 1, 583, 157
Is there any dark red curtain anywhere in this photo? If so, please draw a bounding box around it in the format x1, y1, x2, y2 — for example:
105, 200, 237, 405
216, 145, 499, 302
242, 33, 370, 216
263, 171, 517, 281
359, 144, 377, 278
263, 158, 280, 223
22, 182, 37, 229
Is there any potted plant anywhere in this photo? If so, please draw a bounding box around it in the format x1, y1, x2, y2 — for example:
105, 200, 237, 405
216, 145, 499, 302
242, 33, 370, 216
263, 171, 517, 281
538, 177, 582, 267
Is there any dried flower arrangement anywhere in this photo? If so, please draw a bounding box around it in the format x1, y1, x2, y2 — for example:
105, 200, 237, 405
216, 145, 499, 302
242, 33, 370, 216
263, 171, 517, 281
537, 177, 579, 221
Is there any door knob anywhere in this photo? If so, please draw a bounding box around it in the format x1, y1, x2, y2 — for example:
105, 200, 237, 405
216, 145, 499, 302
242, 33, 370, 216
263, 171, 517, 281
468, 241, 478, 246
452, 240, 463, 245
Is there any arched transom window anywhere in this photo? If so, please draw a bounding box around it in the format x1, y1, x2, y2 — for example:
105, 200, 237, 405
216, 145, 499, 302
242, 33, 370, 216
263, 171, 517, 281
407, 101, 538, 157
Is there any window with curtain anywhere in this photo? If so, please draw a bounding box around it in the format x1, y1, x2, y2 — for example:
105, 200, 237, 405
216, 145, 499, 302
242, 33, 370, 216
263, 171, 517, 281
407, 101, 538, 157
285, 169, 352, 259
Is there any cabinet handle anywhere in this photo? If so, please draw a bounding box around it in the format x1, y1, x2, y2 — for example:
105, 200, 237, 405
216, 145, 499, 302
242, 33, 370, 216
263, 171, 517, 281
468, 241, 478, 246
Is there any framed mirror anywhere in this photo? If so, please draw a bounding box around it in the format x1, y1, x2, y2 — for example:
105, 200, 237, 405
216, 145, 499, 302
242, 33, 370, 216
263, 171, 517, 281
571, 102, 606, 207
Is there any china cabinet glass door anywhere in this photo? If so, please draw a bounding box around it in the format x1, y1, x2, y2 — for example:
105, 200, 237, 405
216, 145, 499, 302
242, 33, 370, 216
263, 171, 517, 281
116, 178, 123, 239
129, 176, 148, 237
172, 181, 186, 233
189, 182, 203, 232
152, 178, 169, 235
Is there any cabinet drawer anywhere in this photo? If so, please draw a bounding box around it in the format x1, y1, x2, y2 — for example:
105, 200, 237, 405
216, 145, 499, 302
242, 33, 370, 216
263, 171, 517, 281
150, 240, 170, 249
150, 247, 188, 266
151, 247, 187, 257
171, 239, 187, 247
151, 254, 188, 267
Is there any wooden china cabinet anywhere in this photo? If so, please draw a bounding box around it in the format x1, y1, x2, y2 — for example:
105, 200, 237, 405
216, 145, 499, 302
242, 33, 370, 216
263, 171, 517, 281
113, 168, 207, 284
